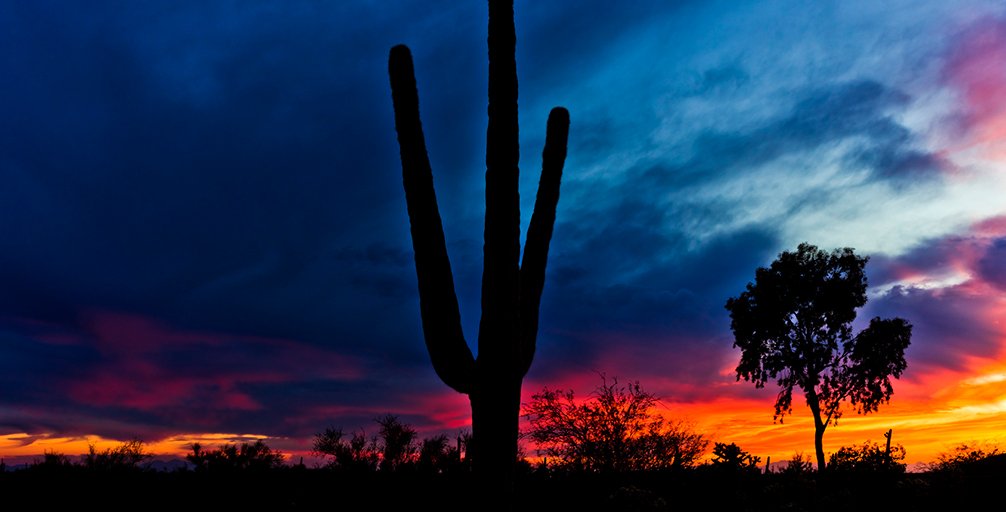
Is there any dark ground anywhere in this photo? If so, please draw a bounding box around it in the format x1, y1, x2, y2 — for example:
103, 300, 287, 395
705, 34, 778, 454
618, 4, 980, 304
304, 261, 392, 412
2, 464, 1004, 512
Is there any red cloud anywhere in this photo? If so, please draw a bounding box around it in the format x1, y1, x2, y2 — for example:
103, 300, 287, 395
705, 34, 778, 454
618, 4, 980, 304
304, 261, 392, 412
944, 17, 1006, 157
61, 311, 365, 413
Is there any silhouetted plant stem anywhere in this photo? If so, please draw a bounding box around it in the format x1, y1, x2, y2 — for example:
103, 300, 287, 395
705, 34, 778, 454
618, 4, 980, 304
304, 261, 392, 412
808, 389, 827, 471
389, 0, 569, 506
389, 45, 475, 395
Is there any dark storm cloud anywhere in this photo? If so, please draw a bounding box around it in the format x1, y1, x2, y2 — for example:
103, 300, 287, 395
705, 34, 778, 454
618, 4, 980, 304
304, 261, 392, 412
528, 225, 779, 385
0, 0, 495, 439
0, 1, 483, 346
0, 0, 706, 441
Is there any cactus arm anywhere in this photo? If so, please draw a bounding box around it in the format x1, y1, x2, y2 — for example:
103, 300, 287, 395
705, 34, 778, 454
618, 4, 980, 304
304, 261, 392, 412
518, 107, 569, 377
389, 44, 475, 394
478, 0, 522, 366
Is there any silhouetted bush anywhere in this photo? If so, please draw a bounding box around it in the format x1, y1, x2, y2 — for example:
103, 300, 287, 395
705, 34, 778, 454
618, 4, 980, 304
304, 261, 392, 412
314, 415, 458, 473
709, 442, 762, 474
926, 442, 1005, 474
376, 414, 418, 471
827, 440, 906, 473
186, 440, 285, 472
782, 451, 815, 476
312, 427, 378, 472
523, 376, 707, 472
82, 440, 151, 472
9, 437, 1006, 512
29, 451, 75, 472
417, 433, 468, 474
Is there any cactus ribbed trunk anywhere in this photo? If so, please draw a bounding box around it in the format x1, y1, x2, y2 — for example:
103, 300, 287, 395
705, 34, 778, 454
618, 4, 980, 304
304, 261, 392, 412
388, 0, 569, 507
469, 375, 522, 499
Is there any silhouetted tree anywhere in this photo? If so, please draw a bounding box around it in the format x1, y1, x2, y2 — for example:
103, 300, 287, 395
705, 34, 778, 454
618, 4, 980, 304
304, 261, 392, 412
376, 414, 418, 471
187, 440, 285, 472
82, 440, 150, 471
827, 440, 906, 473
710, 442, 761, 473
725, 243, 912, 470
783, 452, 815, 476
312, 427, 379, 472
388, 0, 569, 502
927, 442, 1005, 474
523, 377, 707, 472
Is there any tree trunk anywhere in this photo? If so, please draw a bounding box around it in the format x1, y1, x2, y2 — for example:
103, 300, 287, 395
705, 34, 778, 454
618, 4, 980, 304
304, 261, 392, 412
806, 389, 827, 471
814, 422, 826, 472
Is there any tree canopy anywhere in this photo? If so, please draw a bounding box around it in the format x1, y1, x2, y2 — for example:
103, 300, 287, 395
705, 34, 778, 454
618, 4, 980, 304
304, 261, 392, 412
725, 243, 912, 470
522, 377, 707, 472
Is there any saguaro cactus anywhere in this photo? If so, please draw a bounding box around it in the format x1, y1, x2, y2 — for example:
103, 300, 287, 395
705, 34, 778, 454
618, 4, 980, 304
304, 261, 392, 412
388, 0, 569, 501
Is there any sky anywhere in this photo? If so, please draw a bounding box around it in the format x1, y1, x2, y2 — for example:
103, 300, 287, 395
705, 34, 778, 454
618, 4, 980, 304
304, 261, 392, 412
1, 0, 1005, 467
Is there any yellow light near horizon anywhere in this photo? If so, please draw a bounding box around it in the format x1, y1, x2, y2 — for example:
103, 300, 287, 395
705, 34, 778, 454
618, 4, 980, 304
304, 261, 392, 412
0, 432, 279, 461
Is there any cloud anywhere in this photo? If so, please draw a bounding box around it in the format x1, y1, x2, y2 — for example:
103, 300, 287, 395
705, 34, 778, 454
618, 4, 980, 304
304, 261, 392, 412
977, 238, 1006, 290
0, 312, 367, 439
868, 284, 1000, 372
863, 220, 1006, 374
942, 15, 1006, 157
651, 79, 944, 194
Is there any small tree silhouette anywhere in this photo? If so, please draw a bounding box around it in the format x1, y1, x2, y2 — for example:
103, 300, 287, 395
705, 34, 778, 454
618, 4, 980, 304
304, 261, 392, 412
725, 243, 912, 470
388, 0, 569, 501
710, 442, 761, 473
376, 414, 418, 471
523, 377, 707, 472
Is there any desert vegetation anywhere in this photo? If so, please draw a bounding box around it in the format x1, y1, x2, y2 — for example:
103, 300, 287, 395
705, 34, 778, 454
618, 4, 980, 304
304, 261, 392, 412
4, 400, 1004, 512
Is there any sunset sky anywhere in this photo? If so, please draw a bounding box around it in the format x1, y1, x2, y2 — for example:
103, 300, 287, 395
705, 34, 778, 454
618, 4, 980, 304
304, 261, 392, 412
2, 0, 1006, 468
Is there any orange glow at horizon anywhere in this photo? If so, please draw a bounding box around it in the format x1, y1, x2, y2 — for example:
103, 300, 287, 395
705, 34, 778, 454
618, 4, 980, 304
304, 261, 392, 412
4, 355, 1006, 469
667, 376, 1006, 469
